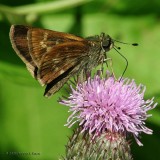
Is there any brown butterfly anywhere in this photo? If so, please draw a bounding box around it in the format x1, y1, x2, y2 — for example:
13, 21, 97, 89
9, 25, 115, 97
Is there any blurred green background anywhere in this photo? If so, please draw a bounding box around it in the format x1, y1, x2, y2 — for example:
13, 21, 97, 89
0, 0, 160, 159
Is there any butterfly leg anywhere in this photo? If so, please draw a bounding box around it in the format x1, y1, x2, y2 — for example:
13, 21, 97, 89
103, 57, 117, 80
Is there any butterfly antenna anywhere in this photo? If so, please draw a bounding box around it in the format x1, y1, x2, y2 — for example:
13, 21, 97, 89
113, 47, 128, 81
112, 39, 138, 81
113, 39, 138, 46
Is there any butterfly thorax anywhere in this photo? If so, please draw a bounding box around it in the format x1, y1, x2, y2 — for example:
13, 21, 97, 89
85, 33, 114, 70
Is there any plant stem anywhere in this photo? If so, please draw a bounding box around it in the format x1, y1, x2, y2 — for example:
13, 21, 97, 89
0, 0, 92, 15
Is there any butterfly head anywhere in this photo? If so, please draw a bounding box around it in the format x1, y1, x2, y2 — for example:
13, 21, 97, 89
100, 33, 114, 52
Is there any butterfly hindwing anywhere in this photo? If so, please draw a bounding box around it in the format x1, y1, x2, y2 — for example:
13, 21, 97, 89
38, 41, 90, 94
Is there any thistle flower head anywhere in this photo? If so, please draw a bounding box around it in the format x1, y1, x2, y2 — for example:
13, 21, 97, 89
60, 72, 157, 146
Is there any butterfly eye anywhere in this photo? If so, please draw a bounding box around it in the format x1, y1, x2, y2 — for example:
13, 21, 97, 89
102, 39, 111, 51
102, 40, 109, 48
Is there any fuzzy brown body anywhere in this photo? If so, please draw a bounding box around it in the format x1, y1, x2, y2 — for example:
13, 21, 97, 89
10, 25, 113, 97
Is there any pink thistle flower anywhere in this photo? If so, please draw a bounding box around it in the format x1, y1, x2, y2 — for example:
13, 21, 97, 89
60, 72, 157, 146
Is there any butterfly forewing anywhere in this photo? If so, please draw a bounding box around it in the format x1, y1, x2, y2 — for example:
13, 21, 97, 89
10, 25, 38, 78
10, 25, 93, 97
27, 27, 85, 67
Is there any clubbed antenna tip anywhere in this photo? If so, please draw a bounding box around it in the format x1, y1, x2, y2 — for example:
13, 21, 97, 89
132, 43, 138, 46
